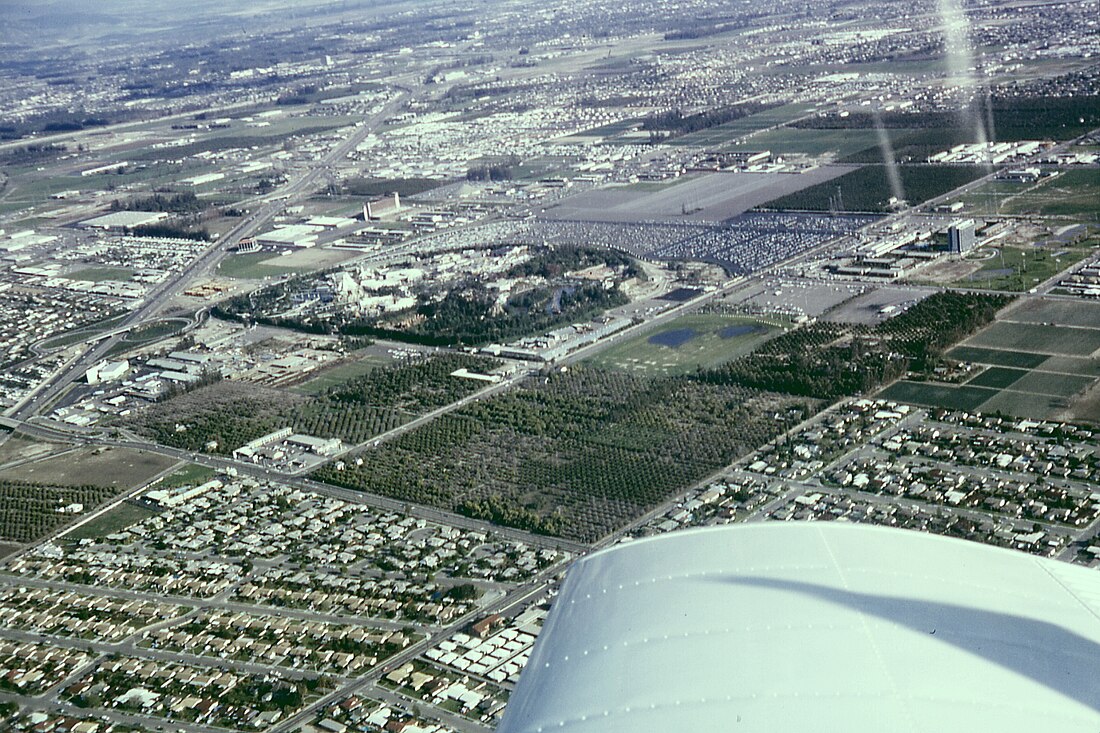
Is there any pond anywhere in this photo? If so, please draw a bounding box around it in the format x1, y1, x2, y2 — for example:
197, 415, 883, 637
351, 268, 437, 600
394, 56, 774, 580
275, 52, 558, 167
648, 328, 699, 348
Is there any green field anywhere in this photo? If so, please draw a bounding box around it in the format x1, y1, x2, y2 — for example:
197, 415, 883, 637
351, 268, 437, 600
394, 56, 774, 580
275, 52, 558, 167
721, 128, 882, 159
999, 169, 1100, 218
1011, 371, 1094, 398
966, 366, 1027, 389
975, 390, 1068, 421
965, 321, 1100, 357
294, 354, 392, 395
157, 463, 216, 488
960, 244, 1092, 292
64, 501, 158, 541
947, 345, 1048, 369
67, 266, 134, 282
587, 314, 786, 375
1003, 298, 1100, 329
668, 103, 816, 146
879, 381, 997, 411
217, 252, 300, 280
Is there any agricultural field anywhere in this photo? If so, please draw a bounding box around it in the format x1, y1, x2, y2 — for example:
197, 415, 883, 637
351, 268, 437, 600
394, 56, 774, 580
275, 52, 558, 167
587, 314, 786, 375
0, 479, 119, 543
315, 366, 816, 542
965, 321, 1100, 357
126, 353, 500, 452
760, 165, 987, 212
883, 298, 1100, 421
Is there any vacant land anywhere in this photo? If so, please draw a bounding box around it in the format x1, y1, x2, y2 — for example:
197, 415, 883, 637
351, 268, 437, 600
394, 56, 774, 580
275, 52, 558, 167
65, 502, 158, 541
957, 244, 1093, 292
0, 447, 178, 489
1000, 169, 1100, 218
587, 314, 785, 375
67, 267, 134, 282
543, 167, 852, 223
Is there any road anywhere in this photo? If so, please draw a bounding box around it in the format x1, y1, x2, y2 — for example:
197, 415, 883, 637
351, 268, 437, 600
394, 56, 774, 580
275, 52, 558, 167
4, 89, 412, 424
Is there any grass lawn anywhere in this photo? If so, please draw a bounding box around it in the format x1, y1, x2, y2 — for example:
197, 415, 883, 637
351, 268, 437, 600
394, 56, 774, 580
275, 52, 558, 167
1000, 169, 1100, 218
67, 266, 134, 282
217, 252, 300, 280
294, 354, 392, 395
587, 314, 787, 376
959, 245, 1092, 291
158, 463, 216, 488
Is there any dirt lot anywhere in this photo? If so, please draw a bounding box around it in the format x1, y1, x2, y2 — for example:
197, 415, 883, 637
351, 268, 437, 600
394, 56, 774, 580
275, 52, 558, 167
0, 447, 178, 489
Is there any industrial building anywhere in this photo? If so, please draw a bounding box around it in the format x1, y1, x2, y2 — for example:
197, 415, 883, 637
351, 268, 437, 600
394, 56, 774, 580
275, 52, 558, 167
499, 523, 1100, 732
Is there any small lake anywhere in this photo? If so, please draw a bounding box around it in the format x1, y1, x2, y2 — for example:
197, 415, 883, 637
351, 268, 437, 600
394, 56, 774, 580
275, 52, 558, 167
649, 328, 699, 348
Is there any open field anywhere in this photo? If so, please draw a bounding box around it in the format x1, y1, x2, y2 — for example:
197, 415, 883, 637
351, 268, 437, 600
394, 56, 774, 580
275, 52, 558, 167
156, 463, 215, 488
64, 502, 158, 541
667, 103, 816, 146
294, 354, 392, 395
0, 435, 66, 467
1002, 297, 1100, 329
543, 167, 853, 223
999, 169, 1100, 218
965, 321, 1100, 357
217, 252, 303, 280
723, 127, 883, 159
957, 244, 1093, 292
586, 314, 786, 375
878, 381, 997, 412
67, 266, 134, 282
947, 345, 1048, 369
0, 447, 178, 489
966, 366, 1027, 389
